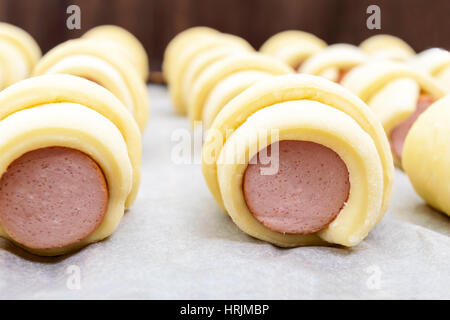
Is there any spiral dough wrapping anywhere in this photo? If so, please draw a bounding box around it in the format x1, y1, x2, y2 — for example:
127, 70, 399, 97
259, 30, 326, 70
0, 23, 41, 89
163, 27, 253, 115
0, 75, 140, 255
33, 39, 150, 131
342, 61, 446, 165
202, 74, 394, 247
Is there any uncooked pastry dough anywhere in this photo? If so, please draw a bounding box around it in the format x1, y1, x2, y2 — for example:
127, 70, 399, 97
163, 26, 218, 84
259, 30, 326, 70
202, 70, 274, 129
166, 31, 252, 115
0, 74, 141, 208
0, 102, 132, 256
402, 95, 450, 217
341, 61, 446, 164
188, 52, 293, 125
182, 46, 249, 107
202, 74, 394, 247
412, 48, 450, 92
0, 23, 41, 88
359, 34, 415, 61
33, 39, 149, 131
299, 44, 367, 82
83, 25, 150, 82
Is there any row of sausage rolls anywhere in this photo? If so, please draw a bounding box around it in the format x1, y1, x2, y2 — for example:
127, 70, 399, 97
262, 31, 450, 91
163, 27, 294, 122
0, 25, 149, 256
262, 30, 450, 217
341, 41, 450, 218
164, 27, 394, 247
34, 25, 150, 131
261, 32, 415, 69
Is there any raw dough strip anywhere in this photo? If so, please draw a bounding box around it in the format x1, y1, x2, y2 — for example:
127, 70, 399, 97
403, 95, 450, 217
188, 52, 293, 125
259, 30, 327, 70
33, 39, 149, 131
182, 46, 249, 107
412, 48, 450, 92
42, 55, 134, 114
83, 25, 150, 82
299, 44, 368, 82
202, 74, 394, 247
166, 32, 253, 115
163, 27, 219, 84
0, 23, 41, 88
0, 74, 141, 208
0, 103, 132, 256
341, 62, 444, 105
341, 61, 446, 164
0, 68, 3, 89
359, 34, 415, 61
202, 70, 274, 130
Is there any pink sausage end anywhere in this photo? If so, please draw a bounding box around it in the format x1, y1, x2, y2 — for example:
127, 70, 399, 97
390, 94, 435, 161
243, 140, 350, 235
0, 147, 108, 250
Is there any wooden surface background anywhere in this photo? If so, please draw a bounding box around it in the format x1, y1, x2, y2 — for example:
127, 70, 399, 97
0, 0, 449, 71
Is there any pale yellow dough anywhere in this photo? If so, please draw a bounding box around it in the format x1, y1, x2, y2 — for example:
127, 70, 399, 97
403, 96, 450, 217
182, 46, 249, 107
202, 70, 273, 129
412, 48, 450, 92
0, 23, 41, 88
0, 74, 142, 208
188, 52, 293, 125
83, 25, 150, 82
0, 40, 29, 88
33, 39, 149, 131
218, 101, 384, 247
202, 74, 394, 247
167, 32, 252, 115
43, 55, 134, 114
259, 30, 326, 69
359, 34, 415, 61
299, 44, 368, 82
0, 103, 132, 256
0, 23, 41, 71
163, 26, 219, 83
341, 61, 446, 165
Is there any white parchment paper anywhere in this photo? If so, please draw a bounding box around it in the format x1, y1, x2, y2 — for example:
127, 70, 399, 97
0, 85, 449, 299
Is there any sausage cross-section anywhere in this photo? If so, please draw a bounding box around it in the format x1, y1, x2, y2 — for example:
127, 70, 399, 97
0, 147, 108, 250
243, 140, 350, 235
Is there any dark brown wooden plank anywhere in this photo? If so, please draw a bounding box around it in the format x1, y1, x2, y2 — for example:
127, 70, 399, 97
0, 0, 448, 71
